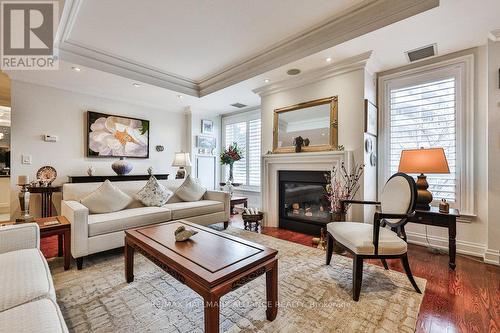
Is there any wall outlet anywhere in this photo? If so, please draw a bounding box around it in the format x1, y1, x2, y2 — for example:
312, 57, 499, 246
21, 155, 32, 165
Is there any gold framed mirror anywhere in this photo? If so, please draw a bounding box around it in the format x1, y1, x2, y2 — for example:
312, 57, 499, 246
273, 96, 338, 153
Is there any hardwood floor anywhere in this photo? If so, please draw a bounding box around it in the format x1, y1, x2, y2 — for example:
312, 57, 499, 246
41, 215, 499, 333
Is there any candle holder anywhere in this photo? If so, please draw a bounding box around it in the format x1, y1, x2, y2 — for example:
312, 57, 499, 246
16, 183, 33, 223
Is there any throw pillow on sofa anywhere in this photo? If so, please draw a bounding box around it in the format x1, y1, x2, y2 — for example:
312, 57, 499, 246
136, 176, 173, 206
175, 174, 207, 202
80, 180, 133, 214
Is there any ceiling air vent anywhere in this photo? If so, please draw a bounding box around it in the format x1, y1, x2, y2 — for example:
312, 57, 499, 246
230, 103, 247, 109
405, 44, 437, 63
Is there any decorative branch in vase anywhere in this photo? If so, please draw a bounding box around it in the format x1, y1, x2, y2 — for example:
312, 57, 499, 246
325, 161, 365, 221
220, 142, 243, 195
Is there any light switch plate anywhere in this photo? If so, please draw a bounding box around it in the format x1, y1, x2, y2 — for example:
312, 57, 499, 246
21, 155, 32, 165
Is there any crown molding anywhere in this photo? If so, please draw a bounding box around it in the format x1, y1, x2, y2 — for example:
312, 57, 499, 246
488, 29, 500, 41
56, 0, 439, 97
253, 51, 372, 97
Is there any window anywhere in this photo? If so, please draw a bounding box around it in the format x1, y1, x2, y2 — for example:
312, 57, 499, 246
389, 78, 457, 202
379, 55, 474, 214
222, 111, 261, 188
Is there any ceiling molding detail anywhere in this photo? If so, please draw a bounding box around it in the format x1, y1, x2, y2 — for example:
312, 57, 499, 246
253, 51, 372, 97
488, 29, 500, 41
56, 0, 439, 97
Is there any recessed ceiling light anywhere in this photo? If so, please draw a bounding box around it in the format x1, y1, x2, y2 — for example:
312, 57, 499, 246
286, 68, 301, 76
326, 57, 332, 63
132, 83, 141, 87
264, 78, 270, 83
177, 95, 183, 99
71, 66, 81, 72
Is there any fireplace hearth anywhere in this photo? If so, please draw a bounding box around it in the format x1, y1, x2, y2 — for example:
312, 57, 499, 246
279, 170, 330, 235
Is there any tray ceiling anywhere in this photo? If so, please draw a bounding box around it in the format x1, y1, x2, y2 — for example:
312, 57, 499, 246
57, 0, 439, 96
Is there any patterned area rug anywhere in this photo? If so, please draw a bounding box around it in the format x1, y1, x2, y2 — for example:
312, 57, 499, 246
49, 227, 426, 332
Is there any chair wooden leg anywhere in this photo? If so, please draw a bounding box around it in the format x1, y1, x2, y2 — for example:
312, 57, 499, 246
400, 253, 421, 293
380, 259, 389, 270
326, 232, 334, 265
352, 255, 363, 301
76, 257, 84, 270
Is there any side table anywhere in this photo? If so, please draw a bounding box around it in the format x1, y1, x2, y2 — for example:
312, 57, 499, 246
1, 216, 71, 270
230, 196, 248, 215
28, 186, 63, 218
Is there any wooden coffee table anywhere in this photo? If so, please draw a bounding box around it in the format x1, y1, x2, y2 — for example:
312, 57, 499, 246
124, 220, 278, 332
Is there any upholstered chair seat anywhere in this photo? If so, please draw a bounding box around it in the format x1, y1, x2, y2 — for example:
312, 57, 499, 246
327, 222, 407, 256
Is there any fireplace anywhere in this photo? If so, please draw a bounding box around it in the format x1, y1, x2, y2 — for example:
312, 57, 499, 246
279, 170, 330, 235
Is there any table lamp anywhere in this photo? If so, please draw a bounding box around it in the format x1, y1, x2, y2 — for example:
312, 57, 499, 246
398, 147, 450, 210
172, 152, 192, 179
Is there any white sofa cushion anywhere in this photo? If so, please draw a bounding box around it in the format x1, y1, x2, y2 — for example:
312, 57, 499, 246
175, 175, 207, 202
0, 249, 55, 312
80, 180, 133, 214
0, 298, 68, 333
88, 206, 172, 236
327, 222, 407, 255
136, 176, 173, 207
164, 200, 224, 220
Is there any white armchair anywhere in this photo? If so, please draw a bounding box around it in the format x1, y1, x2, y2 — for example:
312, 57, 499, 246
0, 223, 40, 254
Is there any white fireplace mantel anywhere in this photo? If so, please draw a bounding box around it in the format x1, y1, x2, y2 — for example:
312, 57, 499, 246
261, 150, 352, 227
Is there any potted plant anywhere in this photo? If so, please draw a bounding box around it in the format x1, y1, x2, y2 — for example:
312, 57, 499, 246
220, 142, 243, 183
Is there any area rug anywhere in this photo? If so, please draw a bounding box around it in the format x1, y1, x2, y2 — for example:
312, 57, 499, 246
49, 227, 426, 333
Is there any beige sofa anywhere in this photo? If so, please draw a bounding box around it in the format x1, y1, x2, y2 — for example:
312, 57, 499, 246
0, 223, 68, 332
62, 179, 230, 269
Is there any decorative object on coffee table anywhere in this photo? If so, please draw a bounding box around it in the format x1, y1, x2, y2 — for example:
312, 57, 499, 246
16, 175, 33, 223
398, 147, 449, 210
242, 209, 263, 232
36, 165, 57, 186
174, 225, 198, 241
172, 152, 191, 179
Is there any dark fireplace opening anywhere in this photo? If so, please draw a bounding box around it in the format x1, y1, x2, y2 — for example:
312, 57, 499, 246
279, 170, 330, 235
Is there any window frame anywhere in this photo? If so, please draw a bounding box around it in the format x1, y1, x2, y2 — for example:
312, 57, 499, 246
379, 55, 475, 216
221, 109, 261, 191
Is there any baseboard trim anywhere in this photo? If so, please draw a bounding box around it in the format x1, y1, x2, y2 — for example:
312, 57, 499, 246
406, 231, 485, 259
483, 249, 500, 266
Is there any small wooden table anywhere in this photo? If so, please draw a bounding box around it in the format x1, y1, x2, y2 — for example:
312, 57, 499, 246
125, 220, 278, 333
230, 196, 248, 214
28, 186, 62, 218
1, 216, 71, 270
407, 206, 460, 269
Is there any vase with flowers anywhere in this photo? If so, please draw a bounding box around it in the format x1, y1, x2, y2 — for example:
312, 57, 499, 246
220, 142, 243, 195
325, 161, 365, 221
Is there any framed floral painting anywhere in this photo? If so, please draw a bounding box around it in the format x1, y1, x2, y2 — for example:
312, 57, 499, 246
87, 111, 150, 158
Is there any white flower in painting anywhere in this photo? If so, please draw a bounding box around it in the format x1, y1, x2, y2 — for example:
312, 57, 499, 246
88, 116, 148, 157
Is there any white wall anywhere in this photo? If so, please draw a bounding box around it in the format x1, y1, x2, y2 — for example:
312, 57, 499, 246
260, 67, 370, 221
10, 81, 186, 217
486, 39, 500, 264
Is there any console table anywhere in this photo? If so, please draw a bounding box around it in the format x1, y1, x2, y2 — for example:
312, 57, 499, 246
407, 206, 460, 269
68, 174, 169, 183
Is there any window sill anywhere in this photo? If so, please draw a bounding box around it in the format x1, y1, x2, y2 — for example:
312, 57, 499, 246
233, 187, 261, 193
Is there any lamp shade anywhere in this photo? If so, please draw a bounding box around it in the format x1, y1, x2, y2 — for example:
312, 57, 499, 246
172, 152, 192, 167
398, 148, 450, 174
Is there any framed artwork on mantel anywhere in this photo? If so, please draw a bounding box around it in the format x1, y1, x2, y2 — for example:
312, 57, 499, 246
86, 111, 150, 158
364, 99, 378, 137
